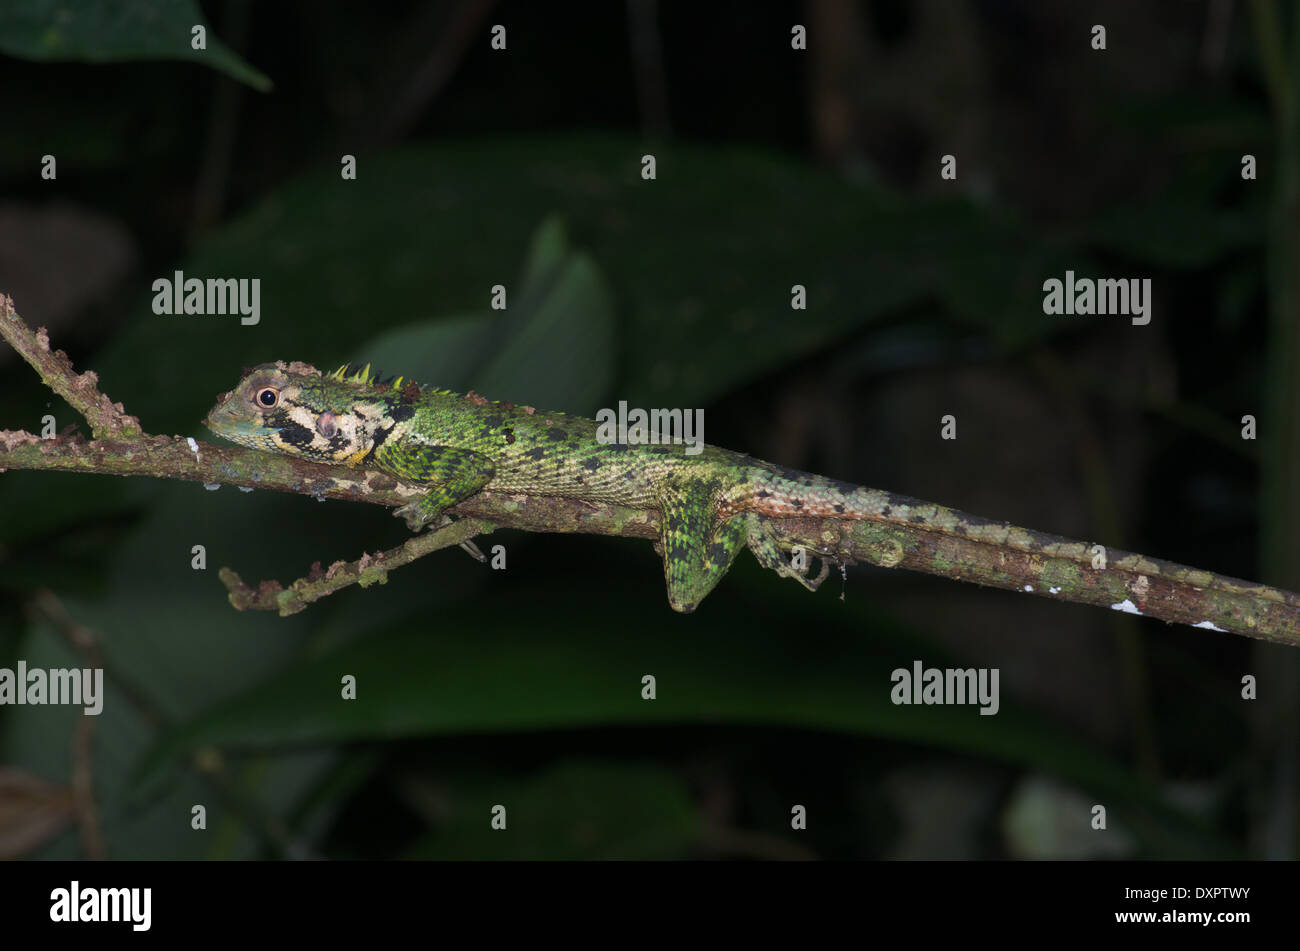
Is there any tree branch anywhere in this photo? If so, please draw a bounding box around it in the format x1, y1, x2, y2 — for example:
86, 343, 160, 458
1, 295, 142, 439
218, 516, 495, 615
3, 294, 1299, 645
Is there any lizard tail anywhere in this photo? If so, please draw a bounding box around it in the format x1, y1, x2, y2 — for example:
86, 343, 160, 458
736, 466, 909, 520
734, 465, 1094, 560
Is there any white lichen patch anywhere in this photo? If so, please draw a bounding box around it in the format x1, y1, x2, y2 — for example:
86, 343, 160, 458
1192, 620, 1227, 632
1049, 586, 1062, 594
1110, 599, 1142, 615
186, 436, 201, 460
238, 486, 254, 493
203, 483, 221, 491
1023, 585, 1034, 592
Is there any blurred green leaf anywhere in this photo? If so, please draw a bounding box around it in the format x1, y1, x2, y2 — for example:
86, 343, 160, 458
0, 0, 271, 90
402, 760, 699, 860
1080, 202, 1257, 269
357, 215, 618, 413
0, 483, 349, 859
134, 565, 1235, 858
87, 136, 1086, 445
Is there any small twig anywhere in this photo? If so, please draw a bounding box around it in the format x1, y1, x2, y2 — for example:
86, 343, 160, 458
627, 0, 673, 137
25, 588, 312, 859
0, 769, 76, 860
219, 515, 495, 616
1250, 0, 1291, 122
71, 679, 102, 858
361, 0, 499, 147
28, 590, 106, 859
189, 0, 253, 240
458, 539, 489, 562
1202, 0, 1234, 74
0, 295, 140, 439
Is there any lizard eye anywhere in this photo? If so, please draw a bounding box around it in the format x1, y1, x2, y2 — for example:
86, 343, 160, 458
254, 386, 280, 409
317, 413, 337, 438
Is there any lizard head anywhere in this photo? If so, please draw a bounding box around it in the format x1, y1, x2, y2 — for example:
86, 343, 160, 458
205, 362, 404, 465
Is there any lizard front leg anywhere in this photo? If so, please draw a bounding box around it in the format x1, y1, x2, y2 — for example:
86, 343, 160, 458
372, 441, 496, 531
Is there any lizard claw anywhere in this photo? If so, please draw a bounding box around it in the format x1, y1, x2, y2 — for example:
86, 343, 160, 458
394, 500, 449, 532
780, 552, 830, 591
747, 517, 833, 592
393, 502, 427, 531
804, 556, 831, 591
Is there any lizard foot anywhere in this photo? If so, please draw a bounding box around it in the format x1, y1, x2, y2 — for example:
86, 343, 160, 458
393, 501, 431, 531
776, 551, 830, 591
393, 499, 453, 532
747, 516, 832, 592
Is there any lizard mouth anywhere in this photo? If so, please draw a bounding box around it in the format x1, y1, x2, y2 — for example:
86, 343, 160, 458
203, 410, 267, 448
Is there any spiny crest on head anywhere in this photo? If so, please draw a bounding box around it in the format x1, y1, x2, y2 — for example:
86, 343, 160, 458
328, 363, 407, 390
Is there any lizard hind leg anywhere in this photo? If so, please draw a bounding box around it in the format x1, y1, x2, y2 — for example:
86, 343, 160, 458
659, 484, 751, 613
747, 517, 831, 592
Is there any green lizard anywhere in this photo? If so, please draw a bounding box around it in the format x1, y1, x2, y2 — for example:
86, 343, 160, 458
204, 361, 1057, 612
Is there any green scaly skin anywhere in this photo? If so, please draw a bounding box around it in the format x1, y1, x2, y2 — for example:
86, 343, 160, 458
205, 361, 1054, 612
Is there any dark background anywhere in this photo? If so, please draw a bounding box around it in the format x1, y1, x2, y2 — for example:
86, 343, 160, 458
0, 0, 1292, 860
